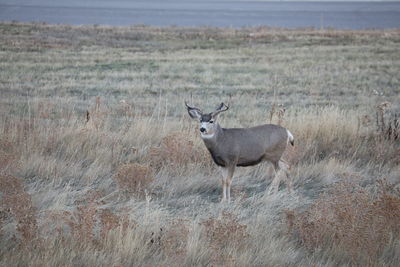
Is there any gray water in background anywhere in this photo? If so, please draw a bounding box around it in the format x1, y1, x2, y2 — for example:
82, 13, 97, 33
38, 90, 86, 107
1, 1, 400, 29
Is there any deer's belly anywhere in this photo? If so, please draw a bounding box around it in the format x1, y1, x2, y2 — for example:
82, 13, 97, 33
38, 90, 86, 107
236, 155, 265, 167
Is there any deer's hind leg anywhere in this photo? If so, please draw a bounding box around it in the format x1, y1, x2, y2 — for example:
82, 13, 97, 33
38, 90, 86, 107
267, 163, 275, 179
268, 160, 292, 194
268, 161, 282, 194
279, 160, 293, 193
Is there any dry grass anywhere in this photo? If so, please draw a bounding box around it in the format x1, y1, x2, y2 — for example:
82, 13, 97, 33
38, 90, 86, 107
114, 163, 154, 195
286, 179, 400, 263
147, 131, 209, 171
0, 22, 399, 266
202, 212, 250, 266
159, 219, 190, 263
0, 175, 38, 246
46, 191, 133, 248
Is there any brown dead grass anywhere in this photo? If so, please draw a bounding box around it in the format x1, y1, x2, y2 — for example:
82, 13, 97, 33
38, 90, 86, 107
202, 212, 249, 266
48, 191, 104, 244
0, 153, 19, 173
160, 219, 190, 263
114, 163, 154, 195
47, 191, 132, 246
147, 132, 209, 170
375, 102, 399, 142
0, 175, 38, 245
0, 135, 19, 173
286, 179, 400, 263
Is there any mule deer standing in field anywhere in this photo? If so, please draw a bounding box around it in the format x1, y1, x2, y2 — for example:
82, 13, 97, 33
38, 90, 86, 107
185, 102, 295, 202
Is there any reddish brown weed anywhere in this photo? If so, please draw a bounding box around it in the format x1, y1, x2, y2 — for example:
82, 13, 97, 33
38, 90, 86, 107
147, 132, 209, 170
286, 180, 400, 262
114, 163, 154, 195
48, 191, 132, 246
160, 219, 190, 263
202, 212, 249, 266
0, 175, 38, 245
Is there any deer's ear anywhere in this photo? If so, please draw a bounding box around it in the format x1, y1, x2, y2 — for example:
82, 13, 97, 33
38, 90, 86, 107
187, 108, 202, 120
185, 102, 202, 120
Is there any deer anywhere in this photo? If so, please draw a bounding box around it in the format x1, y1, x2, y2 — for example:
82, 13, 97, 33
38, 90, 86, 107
185, 102, 295, 202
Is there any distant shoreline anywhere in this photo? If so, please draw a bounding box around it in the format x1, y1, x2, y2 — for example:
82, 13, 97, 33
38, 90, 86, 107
1, 1, 400, 29
2, 20, 399, 31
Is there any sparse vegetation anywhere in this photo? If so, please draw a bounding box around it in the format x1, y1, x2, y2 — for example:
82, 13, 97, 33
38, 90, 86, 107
286, 180, 400, 264
114, 163, 154, 195
0, 22, 399, 266
202, 212, 250, 266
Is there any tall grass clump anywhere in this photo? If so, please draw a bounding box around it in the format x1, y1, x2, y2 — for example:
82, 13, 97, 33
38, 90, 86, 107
0, 175, 38, 246
147, 131, 210, 171
114, 163, 154, 195
286, 179, 400, 264
47, 190, 132, 246
202, 212, 250, 266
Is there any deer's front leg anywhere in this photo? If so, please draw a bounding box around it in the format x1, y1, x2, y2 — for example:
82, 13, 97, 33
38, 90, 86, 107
220, 167, 228, 202
226, 165, 235, 202
221, 176, 227, 202
220, 166, 235, 202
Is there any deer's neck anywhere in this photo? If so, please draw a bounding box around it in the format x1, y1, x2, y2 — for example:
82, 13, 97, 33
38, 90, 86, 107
202, 124, 226, 167
202, 124, 222, 149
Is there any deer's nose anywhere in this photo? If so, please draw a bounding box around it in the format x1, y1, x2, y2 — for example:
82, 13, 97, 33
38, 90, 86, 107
200, 127, 206, 133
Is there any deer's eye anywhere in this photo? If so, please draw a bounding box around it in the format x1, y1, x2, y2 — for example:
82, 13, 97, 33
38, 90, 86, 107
209, 120, 214, 124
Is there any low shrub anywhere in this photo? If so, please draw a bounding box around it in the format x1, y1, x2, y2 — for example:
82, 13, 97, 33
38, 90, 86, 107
114, 163, 154, 195
202, 212, 249, 266
286, 180, 400, 262
147, 132, 209, 170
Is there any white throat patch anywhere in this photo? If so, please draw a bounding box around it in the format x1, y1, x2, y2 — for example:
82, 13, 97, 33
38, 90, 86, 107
201, 132, 215, 139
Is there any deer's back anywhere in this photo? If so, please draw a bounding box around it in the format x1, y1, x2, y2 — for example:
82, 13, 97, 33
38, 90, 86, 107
216, 124, 288, 166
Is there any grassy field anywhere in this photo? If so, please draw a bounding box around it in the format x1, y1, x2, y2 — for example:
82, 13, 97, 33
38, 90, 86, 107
0, 22, 400, 266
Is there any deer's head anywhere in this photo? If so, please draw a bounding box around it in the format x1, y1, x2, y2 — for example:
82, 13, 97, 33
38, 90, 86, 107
185, 102, 229, 138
